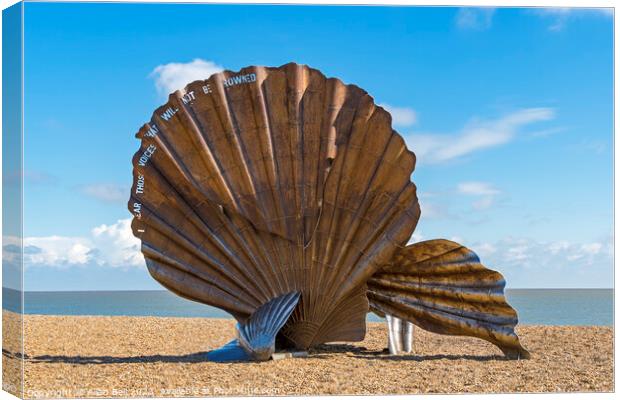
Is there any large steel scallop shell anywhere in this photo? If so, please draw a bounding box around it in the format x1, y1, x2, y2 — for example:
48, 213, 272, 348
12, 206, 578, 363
128, 63, 421, 349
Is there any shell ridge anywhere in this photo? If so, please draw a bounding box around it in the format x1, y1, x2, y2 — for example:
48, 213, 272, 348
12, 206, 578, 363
200, 72, 274, 235
305, 90, 368, 332
320, 96, 377, 240
250, 69, 290, 240
170, 93, 241, 212
212, 75, 269, 229
286, 64, 304, 251
139, 207, 265, 304
307, 83, 366, 319
284, 65, 307, 290
327, 108, 396, 277
143, 253, 257, 317
248, 71, 300, 292
141, 242, 261, 310
255, 70, 289, 241
147, 262, 254, 317
335, 183, 419, 301
391, 241, 468, 270
221, 208, 285, 300
368, 277, 507, 295
302, 74, 338, 251
135, 134, 277, 302
368, 291, 517, 328
261, 71, 306, 244
237, 220, 290, 299
295, 69, 334, 326
295, 66, 308, 248
147, 123, 217, 204
313, 286, 368, 343
175, 81, 286, 298
165, 83, 294, 300
138, 164, 273, 302
310, 106, 396, 316
224, 79, 281, 236
368, 287, 517, 325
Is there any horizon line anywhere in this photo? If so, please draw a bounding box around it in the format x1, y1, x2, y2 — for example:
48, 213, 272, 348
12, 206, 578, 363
2, 287, 615, 293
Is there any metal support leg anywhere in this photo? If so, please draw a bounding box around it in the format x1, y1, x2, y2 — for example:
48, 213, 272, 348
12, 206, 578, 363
386, 314, 414, 354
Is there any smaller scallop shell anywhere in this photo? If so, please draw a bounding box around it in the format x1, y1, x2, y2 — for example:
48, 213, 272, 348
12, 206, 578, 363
368, 239, 530, 359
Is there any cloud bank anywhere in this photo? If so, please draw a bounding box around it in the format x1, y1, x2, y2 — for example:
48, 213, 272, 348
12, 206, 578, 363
403, 233, 613, 288
4, 218, 612, 289
4, 219, 144, 269
473, 235, 613, 277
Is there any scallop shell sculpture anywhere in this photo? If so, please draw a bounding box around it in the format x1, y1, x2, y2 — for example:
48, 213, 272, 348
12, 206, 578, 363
128, 62, 530, 361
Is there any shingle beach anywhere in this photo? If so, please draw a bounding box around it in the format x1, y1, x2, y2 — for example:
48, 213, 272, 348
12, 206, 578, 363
2, 311, 613, 398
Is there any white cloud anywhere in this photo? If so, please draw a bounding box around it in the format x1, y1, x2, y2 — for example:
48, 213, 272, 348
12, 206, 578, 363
3, 218, 144, 269
506, 244, 529, 262
407, 108, 555, 164
475, 242, 497, 257
91, 219, 144, 268
79, 183, 127, 204
67, 243, 91, 264
449, 235, 464, 244
457, 182, 501, 211
150, 59, 224, 95
527, 126, 566, 139
379, 104, 417, 127
472, 196, 496, 211
581, 242, 603, 255
533, 8, 613, 31
547, 241, 570, 255
418, 198, 449, 219
456, 7, 495, 30
457, 182, 500, 196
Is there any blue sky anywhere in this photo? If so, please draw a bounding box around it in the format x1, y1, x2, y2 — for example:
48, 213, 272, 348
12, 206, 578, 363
8, 3, 613, 290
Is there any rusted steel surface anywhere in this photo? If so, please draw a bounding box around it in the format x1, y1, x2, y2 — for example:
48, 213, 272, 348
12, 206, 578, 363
368, 239, 530, 359
129, 62, 529, 360
128, 63, 421, 350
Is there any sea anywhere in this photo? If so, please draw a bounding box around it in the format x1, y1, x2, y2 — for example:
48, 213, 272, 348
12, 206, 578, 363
2, 288, 613, 326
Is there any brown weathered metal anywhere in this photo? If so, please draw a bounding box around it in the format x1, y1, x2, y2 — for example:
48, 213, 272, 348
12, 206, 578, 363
369, 239, 530, 359
128, 62, 529, 360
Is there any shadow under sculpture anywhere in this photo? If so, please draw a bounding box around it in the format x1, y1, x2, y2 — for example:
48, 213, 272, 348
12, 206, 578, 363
128, 62, 530, 362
